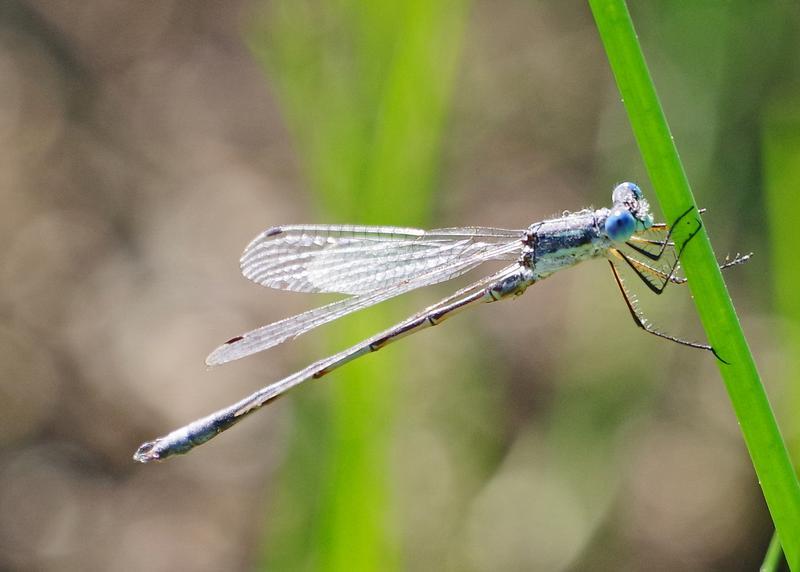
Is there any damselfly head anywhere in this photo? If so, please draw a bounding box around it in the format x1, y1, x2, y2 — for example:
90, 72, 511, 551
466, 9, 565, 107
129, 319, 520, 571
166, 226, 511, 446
611, 182, 653, 232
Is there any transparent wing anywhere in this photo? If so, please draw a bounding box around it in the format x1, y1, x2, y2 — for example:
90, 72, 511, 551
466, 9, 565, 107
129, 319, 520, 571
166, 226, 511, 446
240, 224, 524, 295
233, 263, 525, 413
207, 239, 522, 366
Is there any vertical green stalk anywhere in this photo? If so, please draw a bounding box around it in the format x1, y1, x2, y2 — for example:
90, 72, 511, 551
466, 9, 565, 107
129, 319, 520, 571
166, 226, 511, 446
763, 92, 800, 571
761, 531, 784, 572
588, 1, 800, 567
249, 1, 469, 570
764, 94, 800, 456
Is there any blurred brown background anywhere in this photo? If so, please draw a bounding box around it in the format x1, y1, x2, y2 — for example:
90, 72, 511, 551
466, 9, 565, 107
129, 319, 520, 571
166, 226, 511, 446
0, 1, 797, 571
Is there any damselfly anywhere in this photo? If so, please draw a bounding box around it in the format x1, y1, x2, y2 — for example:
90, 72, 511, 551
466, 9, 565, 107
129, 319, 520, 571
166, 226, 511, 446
134, 182, 747, 463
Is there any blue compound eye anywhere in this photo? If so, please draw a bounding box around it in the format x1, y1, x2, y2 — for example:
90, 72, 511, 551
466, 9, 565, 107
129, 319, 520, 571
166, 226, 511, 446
612, 181, 642, 204
605, 208, 636, 241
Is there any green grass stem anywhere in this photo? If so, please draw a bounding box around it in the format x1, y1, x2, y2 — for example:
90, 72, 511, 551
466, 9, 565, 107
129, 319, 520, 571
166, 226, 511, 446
761, 530, 785, 572
589, 1, 800, 567
249, 2, 469, 570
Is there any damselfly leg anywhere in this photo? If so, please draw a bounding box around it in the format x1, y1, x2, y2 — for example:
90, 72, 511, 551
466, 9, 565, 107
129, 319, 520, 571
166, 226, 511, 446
607, 206, 734, 362
624, 206, 696, 263
614, 206, 702, 294
607, 260, 727, 362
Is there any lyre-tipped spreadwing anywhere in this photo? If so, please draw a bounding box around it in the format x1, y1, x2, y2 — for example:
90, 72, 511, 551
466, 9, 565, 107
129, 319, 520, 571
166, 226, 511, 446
134, 182, 749, 463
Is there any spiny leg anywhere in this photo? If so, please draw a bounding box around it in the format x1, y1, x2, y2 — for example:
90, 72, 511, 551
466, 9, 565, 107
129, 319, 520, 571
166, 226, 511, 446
628, 207, 709, 249
625, 205, 696, 262
610, 248, 687, 288
609, 249, 752, 291
719, 252, 752, 271
618, 207, 705, 294
608, 260, 727, 363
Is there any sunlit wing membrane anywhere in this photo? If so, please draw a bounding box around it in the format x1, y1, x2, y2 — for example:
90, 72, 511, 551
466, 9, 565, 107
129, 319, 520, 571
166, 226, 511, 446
207, 239, 523, 365
240, 224, 523, 295
232, 263, 525, 414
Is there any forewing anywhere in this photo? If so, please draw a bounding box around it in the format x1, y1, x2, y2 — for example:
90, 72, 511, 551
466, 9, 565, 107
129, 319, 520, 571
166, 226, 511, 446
207, 239, 523, 365
240, 224, 523, 295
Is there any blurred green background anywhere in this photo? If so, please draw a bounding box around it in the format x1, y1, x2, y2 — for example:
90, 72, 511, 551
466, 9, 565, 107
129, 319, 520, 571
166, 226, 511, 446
0, 1, 798, 570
